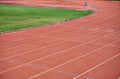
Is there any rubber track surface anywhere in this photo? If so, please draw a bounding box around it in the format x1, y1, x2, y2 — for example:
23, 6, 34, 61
0, 0, 120, 79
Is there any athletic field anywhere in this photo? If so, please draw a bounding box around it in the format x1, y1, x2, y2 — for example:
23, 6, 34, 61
0, 0, 120, 79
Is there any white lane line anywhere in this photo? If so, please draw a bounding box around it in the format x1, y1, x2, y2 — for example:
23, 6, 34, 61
73, 53, 120, 79
0, 36, 46, 50
0, 41, 65, 61
27, 40, 120, 79
0, 31, 117, 73
54, 69, 77, 76
90, 42, 120, 48
0, 26, 57, 45
0, 30, 50, 46
0, 37, 58, 51
66, 38, 120, 48
118, 77, 120, 79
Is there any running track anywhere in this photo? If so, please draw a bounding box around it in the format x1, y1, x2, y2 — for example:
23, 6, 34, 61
0, 0, 120, 79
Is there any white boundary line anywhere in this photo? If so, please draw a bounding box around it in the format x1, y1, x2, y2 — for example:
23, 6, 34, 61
0, 36, 59, 51
0, 35, 46, 50
27, 40, 120, 79
0, 31, 118, 73
63, 38, 120, 48
73, 53, 120, 79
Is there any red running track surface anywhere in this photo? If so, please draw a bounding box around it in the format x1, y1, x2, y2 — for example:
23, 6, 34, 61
0, 0, 120, 79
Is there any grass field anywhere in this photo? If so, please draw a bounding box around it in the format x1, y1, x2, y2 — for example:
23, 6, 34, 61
0, 4, 92, 33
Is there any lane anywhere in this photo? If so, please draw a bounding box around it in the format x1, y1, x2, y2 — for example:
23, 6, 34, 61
73, 54, 120, 79
0, 41, 82, 72
0, 38, 64, 59
28, 43, 120, 79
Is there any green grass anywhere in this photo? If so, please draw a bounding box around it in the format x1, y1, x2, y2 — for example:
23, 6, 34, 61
0, 4, 92, 33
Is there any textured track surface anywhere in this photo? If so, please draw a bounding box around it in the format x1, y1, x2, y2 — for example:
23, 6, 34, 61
0, 0, 120, 79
